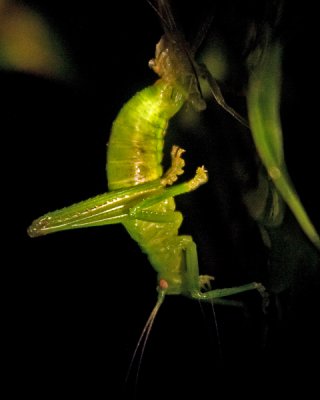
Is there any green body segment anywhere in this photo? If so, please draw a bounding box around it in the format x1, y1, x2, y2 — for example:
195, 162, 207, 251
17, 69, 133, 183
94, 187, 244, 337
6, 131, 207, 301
107, 80, 185, 190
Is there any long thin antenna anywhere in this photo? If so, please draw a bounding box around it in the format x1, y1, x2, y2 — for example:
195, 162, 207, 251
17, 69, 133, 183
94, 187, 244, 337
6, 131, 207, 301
125, 284, 166, 387
147, 0, 174, 34
209, 300, 223, 361
147, 1, 167, 29
191, 12, 215, 54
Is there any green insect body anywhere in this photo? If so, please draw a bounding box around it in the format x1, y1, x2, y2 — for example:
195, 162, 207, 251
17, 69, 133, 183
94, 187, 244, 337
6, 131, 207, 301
107, 80, 184, 190
28, 17, 266, 305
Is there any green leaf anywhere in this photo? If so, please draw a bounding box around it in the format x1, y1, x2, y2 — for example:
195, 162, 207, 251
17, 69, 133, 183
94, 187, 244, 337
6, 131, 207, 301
247, 43, 320, 251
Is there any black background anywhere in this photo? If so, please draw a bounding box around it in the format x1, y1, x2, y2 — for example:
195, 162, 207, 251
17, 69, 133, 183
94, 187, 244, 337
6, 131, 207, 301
4, 1, 320, 398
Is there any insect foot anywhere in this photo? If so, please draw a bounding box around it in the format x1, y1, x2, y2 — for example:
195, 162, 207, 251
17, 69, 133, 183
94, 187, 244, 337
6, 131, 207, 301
161, 145, 186, 186
188, 166, 208, 191
199, 275, 215, 291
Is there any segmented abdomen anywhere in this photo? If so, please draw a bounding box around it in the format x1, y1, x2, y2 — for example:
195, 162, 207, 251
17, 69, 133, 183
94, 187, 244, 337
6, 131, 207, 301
107, 84, 166, 190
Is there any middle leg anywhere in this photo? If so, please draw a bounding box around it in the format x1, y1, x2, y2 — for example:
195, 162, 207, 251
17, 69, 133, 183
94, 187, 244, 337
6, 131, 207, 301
181, 236, 268, 307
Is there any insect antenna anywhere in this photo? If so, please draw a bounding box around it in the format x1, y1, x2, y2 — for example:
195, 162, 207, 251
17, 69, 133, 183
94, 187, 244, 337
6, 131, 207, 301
125, 285, 166, 387
198, 280, 223, 361
190, 8, 215, 54
147, 0, 179, 35
209, 300, 223, 361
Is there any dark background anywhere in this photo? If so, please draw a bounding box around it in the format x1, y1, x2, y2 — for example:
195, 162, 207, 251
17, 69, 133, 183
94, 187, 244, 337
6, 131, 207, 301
3, 1, 320, 398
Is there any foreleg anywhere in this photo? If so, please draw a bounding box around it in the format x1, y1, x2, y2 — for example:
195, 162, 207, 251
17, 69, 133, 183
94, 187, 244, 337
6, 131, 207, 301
129, 166, 208, 221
